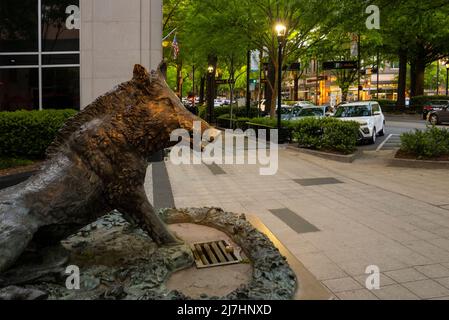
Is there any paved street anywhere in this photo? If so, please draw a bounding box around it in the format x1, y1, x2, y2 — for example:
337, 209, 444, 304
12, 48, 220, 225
146, 145, 449, 300
361, 115, 429, 151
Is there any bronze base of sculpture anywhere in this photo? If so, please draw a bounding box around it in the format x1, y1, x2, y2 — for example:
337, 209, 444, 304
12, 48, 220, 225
0, 208, 303, 300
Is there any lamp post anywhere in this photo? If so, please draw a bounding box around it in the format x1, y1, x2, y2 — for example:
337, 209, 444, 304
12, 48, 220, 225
275, 23, 286, 132
207, 65, 215, 123
446, 63, 449, 96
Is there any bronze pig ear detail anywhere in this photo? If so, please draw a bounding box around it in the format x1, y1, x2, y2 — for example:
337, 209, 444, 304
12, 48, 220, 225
133, 64, 151, 83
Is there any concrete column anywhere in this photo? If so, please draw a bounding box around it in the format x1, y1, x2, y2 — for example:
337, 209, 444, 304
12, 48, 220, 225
80, 0, 162, 109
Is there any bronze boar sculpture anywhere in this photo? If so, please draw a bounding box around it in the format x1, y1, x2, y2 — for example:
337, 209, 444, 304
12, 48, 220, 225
0, 64, 212, 273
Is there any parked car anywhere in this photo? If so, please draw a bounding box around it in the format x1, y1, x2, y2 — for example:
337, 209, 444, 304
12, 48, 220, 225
293, 101, 315, 108
333, 101, 385, 144
291, 107, 326, 120
422, 100, 449, 120
427, 105, 449, 125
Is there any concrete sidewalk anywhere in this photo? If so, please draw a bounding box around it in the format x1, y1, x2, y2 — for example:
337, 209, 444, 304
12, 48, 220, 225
148, 149, 449, 300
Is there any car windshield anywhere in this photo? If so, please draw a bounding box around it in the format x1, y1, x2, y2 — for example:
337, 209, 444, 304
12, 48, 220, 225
298, 108, 324, 117
280, 108, 292, 114
334, 105, 372, 118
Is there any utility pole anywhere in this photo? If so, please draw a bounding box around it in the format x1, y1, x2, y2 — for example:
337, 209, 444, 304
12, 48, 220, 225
437, 60, 440, 95
357, 34, 361, 101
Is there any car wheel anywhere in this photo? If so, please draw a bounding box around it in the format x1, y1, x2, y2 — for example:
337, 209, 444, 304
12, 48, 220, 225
423, 114, 427, 120
378, 126, 385, 136
369, 127, 377, 145
430, 114, 439, 126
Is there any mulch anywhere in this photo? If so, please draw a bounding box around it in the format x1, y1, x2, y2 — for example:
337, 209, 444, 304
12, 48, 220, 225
395, 150, 449, 162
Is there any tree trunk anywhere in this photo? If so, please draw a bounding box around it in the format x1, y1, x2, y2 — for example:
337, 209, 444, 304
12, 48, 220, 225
342, 86, 349, 102
415, 59, 425, 97
199, 76, 205, 105
264, 61, 275, 116
293, 74, 299, 101
410, 61, 416, 97
396, 49, 407, 107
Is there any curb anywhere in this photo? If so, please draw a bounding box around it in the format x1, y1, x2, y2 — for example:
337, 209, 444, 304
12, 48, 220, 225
0, 170, 37, 190
389, 157, 449, 169
287, 145, 359, 163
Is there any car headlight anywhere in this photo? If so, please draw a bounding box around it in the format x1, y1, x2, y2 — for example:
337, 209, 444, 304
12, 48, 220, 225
361, 127, 370, 134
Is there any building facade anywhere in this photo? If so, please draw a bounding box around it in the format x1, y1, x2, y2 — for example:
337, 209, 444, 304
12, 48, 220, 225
0, 0, 163, 112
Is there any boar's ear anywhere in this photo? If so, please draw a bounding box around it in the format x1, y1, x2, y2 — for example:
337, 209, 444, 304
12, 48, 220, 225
133, 64, 151, 83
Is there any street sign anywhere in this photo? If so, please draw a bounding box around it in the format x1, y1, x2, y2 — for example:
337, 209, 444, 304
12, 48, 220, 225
322, 61, 358, 70
306, 76, 328, 83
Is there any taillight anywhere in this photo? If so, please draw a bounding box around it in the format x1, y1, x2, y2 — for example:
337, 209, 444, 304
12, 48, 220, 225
424, 105, 433, 111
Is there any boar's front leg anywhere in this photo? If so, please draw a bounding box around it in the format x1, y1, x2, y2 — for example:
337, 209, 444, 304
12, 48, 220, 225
114, 187, 180, 246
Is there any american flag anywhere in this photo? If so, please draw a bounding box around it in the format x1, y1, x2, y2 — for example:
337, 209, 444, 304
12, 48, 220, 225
172, 35, 180, 59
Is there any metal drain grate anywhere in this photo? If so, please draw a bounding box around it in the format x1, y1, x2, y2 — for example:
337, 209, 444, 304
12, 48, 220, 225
190, 240, 242, 268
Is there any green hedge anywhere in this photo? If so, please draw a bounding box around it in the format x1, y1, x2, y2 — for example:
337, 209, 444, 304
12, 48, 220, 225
400, 126, 449, 159
198, 105, 260, 121
216, 115, 251, 130
292, 117, 360, 154
0, 109, 77, 159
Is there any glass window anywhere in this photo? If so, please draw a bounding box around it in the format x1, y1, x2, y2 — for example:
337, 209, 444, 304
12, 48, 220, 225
0, 0, 39, 52
42, 67, 79, 109
0, 55, 39, 66
0, 1, 80, 111
42, 54, 79, 65
41, 0, 80, 52
0, 68, 39, 111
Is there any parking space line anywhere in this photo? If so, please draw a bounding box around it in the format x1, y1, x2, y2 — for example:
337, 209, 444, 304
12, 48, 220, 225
376, 134, 394, 152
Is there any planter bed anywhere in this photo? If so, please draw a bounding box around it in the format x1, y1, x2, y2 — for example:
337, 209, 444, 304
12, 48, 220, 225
287, 145, 359, 163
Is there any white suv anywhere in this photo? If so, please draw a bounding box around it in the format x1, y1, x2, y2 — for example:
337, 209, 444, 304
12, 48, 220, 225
333, 101, 385, 144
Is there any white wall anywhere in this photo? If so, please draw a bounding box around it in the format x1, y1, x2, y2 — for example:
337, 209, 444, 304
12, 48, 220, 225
80, 0, 162, 108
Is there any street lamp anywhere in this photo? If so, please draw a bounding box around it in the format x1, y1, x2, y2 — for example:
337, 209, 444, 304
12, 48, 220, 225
208, 65, 214, 74
275, 22, 286, 133
446, 62, 449, 96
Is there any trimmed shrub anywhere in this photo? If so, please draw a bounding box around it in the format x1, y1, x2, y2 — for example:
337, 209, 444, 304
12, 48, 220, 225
216, 115, 251, 130
400, 126, 449, 159
198, 105, 260, 121
292, 117, 360, 154
0, 109, 77, 159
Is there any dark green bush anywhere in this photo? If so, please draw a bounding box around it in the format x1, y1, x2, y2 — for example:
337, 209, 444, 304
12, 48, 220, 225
216, 115, 251, 130
198, 105, 260, 121
292, 117, 360, 154
0, 109, 77, 159
400, 126, 449, 159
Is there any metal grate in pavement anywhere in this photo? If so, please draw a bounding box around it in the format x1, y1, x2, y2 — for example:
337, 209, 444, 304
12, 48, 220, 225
191, 240, 241, 268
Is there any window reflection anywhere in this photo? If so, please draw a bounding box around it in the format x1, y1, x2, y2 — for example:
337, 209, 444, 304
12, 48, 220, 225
42, 67, 79, 110
0, 0, 38, 52
0, 69, 39, 111
42, 0, 80, 52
